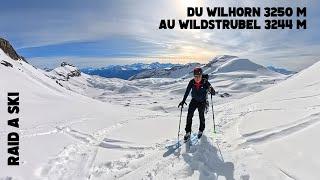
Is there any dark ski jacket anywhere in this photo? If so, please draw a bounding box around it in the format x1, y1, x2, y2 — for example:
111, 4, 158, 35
182, 78, 212, 103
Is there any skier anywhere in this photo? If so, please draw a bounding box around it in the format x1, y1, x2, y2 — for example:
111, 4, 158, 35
178, 67, 215, 140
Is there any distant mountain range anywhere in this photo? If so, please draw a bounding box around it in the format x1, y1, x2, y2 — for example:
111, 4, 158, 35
80, 62, 178, 79
128, 62, 201, 80
79, 59, 295, 80
267, 66, 296, 75
129, 55, 288, 80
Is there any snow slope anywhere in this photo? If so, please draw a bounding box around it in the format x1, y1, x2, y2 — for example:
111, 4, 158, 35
1, 47, 244, 180
216, 61, 320, 179
77, 59, 319, 180
87, 60, 320, 180
0, 49, 180, 180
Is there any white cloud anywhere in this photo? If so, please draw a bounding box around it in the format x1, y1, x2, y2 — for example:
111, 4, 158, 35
1, 0, 319, 71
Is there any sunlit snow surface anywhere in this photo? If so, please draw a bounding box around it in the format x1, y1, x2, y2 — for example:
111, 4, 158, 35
1, 49, 318, 180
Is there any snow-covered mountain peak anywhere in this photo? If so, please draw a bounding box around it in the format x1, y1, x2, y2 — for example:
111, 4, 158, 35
47, 62, 81, 81
215, 58, 266, 73
206, 55, 238, 67
200, 55, 284, 79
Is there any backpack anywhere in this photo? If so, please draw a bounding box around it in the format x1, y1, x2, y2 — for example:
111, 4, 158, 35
202, 74, 209, 81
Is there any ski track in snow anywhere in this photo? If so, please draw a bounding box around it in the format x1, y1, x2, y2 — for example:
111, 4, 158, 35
218, 96, 320, 180
39, 143, 98, 180
10, 87, 280, 180
33, 109, 233, 180
39, 117, 161, 180
39, 120, 132, 179
278, 168, 297, 180
241, 112, 320, 145
205, 103, 291, 180
86, 106, 252, 180
91, 136, 237, 180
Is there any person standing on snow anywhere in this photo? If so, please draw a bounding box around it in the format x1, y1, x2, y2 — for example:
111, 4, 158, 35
178, 67, 215, 140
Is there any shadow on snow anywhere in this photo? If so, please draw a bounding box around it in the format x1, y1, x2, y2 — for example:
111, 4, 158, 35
164, 135, 237, 180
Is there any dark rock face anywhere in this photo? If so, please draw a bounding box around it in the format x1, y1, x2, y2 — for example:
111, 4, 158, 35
1, 60, 13, 67
0, 38, 22, 61
68, 69, 81, 78
61, 62, 75, 67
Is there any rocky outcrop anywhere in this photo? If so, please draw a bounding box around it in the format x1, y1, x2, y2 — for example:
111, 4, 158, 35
0, 37, 24, 61
60, 62, 81, 78
61, 62, 76, 67
61, 62, 81, 77
67, 69, 81, 78
46, 62, 81, 81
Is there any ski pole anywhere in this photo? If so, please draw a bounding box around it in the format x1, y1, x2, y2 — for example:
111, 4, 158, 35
177, 106, 183, 144
211, 94, 216, 133
177, 102, 186, 144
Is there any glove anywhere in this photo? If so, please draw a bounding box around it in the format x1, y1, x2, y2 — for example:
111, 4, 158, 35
178, 101, 187, 108
209, 87, 216, 96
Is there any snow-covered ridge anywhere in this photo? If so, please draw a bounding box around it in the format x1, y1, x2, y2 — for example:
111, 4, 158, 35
205, 55, 238, 67
267, 66, 296, 75
204, 55, 282, 77
215, 58, 265, 73
0, 49, 75, 97
46, 62, 81, 81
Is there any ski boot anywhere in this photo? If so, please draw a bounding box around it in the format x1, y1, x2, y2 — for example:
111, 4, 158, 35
197, 131, 203, 139
184, 132, 191, 142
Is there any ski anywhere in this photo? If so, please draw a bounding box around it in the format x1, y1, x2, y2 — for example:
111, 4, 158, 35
165, 133, 197, 150
165, 139, 184, 149
190, 137, 200, 146
188, 133, 199, 146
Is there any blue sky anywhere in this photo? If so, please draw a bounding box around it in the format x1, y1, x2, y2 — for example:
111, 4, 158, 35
1, 0, 319, 70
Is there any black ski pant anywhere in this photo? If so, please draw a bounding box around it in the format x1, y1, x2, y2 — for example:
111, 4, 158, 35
185, 99, 206, 133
